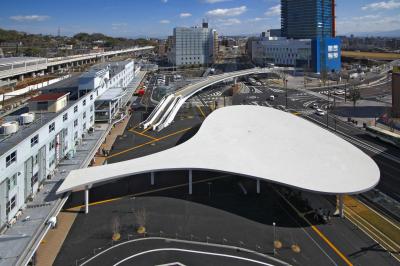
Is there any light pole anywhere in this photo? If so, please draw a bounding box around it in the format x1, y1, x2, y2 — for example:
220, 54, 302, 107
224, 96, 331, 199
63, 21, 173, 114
285, 79, 288, 108
273, 222, 276, 255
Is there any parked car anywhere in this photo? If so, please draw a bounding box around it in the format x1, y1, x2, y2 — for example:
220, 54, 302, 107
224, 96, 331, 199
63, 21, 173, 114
316, 109, 326, 116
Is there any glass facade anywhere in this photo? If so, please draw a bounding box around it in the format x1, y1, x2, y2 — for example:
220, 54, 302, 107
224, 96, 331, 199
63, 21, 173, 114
281, 0, 333, 39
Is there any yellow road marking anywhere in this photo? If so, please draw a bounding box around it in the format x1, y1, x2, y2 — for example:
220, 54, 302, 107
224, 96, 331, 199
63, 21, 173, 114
196, 105, 206, 118
274, 188, 353, 266
129, 129, 157, 140
311, 225, 353, 266
107, 127, 192, 159
141, 126, 152, 134
66, 175, 229, 210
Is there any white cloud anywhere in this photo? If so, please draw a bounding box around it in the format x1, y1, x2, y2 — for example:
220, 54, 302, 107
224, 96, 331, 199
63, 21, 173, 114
204, 0, 231, 3
362, 0, 400, 10
180, 13, 192, 18
160, 19, 170, 24
337, 14, 400, 34
10, 15, 50, 22
248, 17, 269, 22
206, 6, 247, 17
218, 18, 241, 26
265, 4, 281, 16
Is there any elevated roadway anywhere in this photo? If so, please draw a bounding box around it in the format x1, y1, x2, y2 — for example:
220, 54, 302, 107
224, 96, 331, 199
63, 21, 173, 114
0, 46, 154, 80
142, 67, 289, 131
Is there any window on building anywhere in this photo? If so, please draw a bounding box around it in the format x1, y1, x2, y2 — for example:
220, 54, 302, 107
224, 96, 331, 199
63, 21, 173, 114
83, 99, 86, 106
33, 154, 38, 165
7, 174, 17, 192
6, 195, 16, 214
90, 116, 93, 122
31, 173, 38, 186
74, 131, 78, 140
74, 106, 78, 113
74, 119, 78, 127
90, 94, 93, 100
37, 101, 48, 111
90, 105, 93, 112
49, 155, 55, 167
63, 113, 68, 122
83, 123, 87, 131
49, 122, 55, 133
49, 140, 55, 151
6, 151, 17, 167
31, 135, 39, 147
83, 112, 86, 119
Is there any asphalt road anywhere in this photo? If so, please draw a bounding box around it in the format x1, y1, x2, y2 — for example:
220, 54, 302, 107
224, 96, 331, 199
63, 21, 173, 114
55, 102, 399, 266
82, 238, 288, 266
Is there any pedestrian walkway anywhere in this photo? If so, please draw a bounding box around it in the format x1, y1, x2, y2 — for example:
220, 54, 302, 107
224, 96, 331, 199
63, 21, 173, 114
35, 116, 132, 266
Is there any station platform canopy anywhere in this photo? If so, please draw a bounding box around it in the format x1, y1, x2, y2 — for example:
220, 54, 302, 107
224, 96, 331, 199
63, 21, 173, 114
57, 106, 380, 195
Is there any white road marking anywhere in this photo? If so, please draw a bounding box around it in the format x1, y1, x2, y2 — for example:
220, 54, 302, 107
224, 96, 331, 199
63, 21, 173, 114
113, 248, 276, 266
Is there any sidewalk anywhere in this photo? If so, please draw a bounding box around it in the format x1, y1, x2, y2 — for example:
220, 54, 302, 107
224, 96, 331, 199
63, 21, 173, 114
35, 116, 132, 266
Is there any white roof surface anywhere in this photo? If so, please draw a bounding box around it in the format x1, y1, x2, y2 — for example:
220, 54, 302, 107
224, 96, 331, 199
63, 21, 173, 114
57, 106, 380, 195
97, 87, 126, 101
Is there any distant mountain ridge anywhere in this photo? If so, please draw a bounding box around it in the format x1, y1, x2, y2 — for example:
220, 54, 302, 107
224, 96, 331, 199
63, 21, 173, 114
346, 29, 400, 37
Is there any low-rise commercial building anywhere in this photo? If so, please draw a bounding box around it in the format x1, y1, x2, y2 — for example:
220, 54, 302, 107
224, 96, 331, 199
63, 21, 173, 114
0, 60, 137, 230
250, 35, 341, 73
252, 37, 312, 68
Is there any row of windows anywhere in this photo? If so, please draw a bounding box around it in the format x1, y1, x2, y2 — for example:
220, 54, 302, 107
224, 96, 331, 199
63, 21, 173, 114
6, 108, 93, 168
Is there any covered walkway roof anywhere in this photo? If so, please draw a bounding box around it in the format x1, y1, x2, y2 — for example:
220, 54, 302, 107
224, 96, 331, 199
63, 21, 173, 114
57, 106, 380, 195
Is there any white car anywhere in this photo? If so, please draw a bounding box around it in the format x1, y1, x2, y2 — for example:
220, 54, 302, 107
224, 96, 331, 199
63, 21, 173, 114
334, 90, 345, 95
312, 103, 319, 109
316, 109, 326, 116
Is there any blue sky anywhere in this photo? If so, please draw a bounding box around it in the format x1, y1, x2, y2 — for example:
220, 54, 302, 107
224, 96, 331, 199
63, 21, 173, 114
0, 0, 400, 37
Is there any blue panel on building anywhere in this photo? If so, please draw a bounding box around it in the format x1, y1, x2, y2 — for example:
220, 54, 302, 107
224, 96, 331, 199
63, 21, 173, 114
312, 37, 341, 73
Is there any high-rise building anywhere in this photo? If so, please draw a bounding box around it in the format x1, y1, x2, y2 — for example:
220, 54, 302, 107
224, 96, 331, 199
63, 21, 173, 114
393, 66, 400, 118
280, 0, 340, 73
167, 23, 218, 67
281, 0, 335, 39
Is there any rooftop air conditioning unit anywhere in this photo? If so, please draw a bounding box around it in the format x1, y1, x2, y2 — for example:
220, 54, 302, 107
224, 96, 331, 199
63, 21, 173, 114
1, 121, 19, 135
20, 112, 35, 125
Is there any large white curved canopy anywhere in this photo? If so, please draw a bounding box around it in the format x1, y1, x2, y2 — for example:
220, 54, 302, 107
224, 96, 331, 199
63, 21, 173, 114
57, 106, 380, 195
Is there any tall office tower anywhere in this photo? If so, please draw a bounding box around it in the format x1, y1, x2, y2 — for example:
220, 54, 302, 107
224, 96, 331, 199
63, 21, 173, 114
167, 23, 218, 67
281, 0, 335, 39
393, 66, 400, 118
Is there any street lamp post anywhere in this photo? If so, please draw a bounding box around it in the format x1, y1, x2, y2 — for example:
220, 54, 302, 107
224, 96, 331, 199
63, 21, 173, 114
285, 79, 288, 108
273, 222, 276, 255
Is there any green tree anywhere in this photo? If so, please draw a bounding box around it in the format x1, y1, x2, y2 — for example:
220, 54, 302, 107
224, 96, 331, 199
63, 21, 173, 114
348, 87, 361, 108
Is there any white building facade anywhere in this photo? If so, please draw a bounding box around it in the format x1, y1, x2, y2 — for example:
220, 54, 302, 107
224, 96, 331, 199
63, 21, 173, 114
252, 37, 312, 68
168, 23, 218, 67
0, 60, 136, 229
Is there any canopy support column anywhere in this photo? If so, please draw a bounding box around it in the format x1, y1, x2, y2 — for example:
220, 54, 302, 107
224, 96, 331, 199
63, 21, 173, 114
85, 187, 89, 214
151, 172, 155, 186
256, 179, 260, 194
188, 169, 193, 195
338, 195, 344, 218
